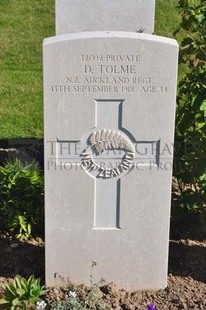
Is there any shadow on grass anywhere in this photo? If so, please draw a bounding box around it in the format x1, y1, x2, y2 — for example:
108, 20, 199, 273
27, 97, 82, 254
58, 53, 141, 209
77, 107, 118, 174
0, 233, 45, 282
169, 201, 206, 283
0, 138, 44, 168
169, 240, 206, 283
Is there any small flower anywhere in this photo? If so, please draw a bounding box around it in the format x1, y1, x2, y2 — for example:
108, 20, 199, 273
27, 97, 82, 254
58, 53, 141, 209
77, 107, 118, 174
36, 300, 47, 310
147, 304, 156, 310
69, 290, 77, 298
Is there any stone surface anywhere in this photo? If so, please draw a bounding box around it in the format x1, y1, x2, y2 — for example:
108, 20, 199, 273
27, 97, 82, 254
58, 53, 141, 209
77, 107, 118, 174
44, 31, 178, 291
55, 0, 155, 35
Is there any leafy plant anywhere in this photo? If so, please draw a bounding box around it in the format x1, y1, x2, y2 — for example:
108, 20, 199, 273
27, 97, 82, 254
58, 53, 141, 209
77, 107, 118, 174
174, 0, 206, 222
0, 159, 44, 239
50, 293, 83, 310
51, 286, 108, 310
51, 262, 109, 310
0, 275, 46, 310
84, 261, 108, 310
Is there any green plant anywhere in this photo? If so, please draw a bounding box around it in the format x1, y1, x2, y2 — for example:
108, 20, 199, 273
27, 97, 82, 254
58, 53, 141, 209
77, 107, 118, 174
12, 215, 32, 240
0, 275, 46, 310
174, 0, 206, 222
0, 159, 44, 239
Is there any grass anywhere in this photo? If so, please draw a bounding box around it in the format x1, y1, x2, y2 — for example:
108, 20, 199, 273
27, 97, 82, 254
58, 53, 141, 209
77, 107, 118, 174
0, 0, 183, 139
0, 0, 54, 139
155, 0, 181, 37
155, 0, 187, 82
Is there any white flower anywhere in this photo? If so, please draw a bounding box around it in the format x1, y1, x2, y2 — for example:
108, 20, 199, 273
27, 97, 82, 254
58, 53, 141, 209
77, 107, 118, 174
36, 300, 47, 310
69, 290, 77, 298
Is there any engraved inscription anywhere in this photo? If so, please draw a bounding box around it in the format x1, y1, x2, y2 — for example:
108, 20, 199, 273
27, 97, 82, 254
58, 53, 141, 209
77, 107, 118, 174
80, 54, 141, 62
50, 53, 169, 95
88, 64, 137, 74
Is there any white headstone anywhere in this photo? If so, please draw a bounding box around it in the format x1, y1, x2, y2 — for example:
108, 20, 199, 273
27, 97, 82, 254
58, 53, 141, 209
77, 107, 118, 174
44, 31, 178, 291
55, 0, 155, 35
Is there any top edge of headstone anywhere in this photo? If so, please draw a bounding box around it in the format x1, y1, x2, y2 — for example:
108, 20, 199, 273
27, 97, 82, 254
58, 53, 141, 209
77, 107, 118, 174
55, 0, 155, 35
43, 31, 178, 47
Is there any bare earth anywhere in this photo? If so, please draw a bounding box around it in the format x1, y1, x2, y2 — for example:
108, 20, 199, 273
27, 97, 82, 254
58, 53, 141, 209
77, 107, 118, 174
0, 221, 206, 310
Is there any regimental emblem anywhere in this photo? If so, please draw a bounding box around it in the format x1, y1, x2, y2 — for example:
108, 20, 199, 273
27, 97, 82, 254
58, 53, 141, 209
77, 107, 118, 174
81, 129, 135, 179
89, 129, 134, 154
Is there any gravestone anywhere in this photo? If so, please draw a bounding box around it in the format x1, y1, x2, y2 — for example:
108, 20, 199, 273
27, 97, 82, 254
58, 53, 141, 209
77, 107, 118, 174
44, 31, 178, 291
55, 0, 155, 35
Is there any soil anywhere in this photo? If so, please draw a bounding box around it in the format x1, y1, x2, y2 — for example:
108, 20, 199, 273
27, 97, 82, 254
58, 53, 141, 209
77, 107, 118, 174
0, 217, 206, 310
